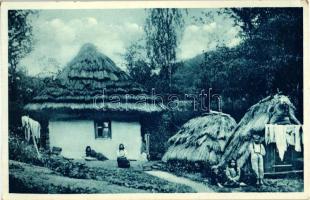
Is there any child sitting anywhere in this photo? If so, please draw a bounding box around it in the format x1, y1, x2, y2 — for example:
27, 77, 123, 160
224, 159, 243, 187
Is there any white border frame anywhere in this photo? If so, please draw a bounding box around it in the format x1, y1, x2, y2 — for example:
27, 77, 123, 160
1, 1, 309, 200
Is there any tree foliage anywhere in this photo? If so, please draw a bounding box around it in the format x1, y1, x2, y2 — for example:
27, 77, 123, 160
228, 8, 303, 119
8, 10, 40, 130
8, 10, 36, 71
144, 8, 186, 91
173, 8, 303, 121
124, 40, 153, 89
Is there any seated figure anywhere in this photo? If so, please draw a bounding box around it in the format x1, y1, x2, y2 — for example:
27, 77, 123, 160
117, 143, 130, 168
223, 159, 245, 187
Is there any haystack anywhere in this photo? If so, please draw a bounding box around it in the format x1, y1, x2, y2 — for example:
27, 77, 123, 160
25, 43, 164, 114
217, 94, 301, 169
162, 111, 237, 165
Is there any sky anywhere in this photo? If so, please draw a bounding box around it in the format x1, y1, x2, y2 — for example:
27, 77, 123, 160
20, 9, 241, 76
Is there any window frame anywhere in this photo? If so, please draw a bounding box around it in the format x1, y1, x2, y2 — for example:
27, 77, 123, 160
94, 120, 112, 139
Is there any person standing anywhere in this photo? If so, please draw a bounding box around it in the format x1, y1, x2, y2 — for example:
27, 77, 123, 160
249, 133, 266, 186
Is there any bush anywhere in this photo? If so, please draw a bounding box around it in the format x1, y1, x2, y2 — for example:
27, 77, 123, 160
165, 160, 207, 174
45, 156, 93, 179
9, 135, 44, 166
9, 135, 92, 179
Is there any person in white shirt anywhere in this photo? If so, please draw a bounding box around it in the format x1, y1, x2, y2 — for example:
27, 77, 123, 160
249, 133, 266, 186
117, 144, 127, 157
117, 143, 130, 168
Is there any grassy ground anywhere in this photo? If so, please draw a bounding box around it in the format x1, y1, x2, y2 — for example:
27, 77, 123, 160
168, 169, 304, 192
208, 178, 304, 192
9, 159, 195, 193
9, 135, 195, 193
9, 158, 304, 193
8, 136, 303, 193
81, 160, 304, 192
10, 160, 145, 193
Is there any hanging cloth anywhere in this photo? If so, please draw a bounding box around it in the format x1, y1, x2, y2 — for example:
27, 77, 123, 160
274, 125, 287, 161
32, 120, 41, 140
286, 125, 295, 146
265, 124, 276, 144
22, 116, 31, 142
294, 125, 302, 152
21, 116, 41, 142
265, 124, 303, 160
21, 116, 41, 159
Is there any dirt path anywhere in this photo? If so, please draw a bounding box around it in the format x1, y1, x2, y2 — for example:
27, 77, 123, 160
146, 170, 214, 192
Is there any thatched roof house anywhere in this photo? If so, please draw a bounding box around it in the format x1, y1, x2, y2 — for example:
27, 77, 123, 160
162, 111, 237, 165
25, 43, 163, 114
25, 43, 165, 160
217, 94, 303, 175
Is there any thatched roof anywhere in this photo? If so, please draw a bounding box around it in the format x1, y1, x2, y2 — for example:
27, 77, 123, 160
217, 94, 301, 169
162, 111, 237, 165
25, 43, 165, 114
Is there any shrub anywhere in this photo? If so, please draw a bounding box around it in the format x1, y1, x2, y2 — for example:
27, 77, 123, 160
9, 135, 91, 178
9, 135, 44, 166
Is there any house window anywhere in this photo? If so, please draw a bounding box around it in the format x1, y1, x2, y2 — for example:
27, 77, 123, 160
95, 120, 111, 139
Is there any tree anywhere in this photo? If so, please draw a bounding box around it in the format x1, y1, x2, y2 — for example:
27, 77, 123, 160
177, 8, 303, 120
227, 8, 303, 120
124, 40, 154, 90
8, 10, 36, 74
144, 8, 186, 92
8, 10, 37, 130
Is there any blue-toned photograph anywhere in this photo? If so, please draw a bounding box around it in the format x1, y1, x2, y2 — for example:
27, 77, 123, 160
8, 7, 303, 193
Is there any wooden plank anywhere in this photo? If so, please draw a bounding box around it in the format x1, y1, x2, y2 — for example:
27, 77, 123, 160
264, 170, 303, 175
273, 164, 293, 167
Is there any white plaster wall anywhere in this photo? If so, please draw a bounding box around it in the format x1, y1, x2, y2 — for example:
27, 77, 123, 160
48, 120, 142, 160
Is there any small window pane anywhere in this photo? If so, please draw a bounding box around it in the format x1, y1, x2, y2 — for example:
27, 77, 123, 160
97, 127, 103, 137
95, 120, 111, 139
103, 129, 109, 138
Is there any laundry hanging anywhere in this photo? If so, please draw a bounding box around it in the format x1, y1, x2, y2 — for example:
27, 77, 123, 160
21, 116, 42, 159
274, 125, 287, 161
294, 125, 302, 152
21, 116, 41, 142
265, 124, 276, 145
265, 124, 303, 161
22, 116, 31, 142
286, 126, 296, 146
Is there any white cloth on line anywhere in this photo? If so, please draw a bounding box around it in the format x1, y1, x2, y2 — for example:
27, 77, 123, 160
265, 124, 303, 161
294, 125, 302, 152
286, 125, 295, 146
274, 125, 287, 161
21, 116, 41, 142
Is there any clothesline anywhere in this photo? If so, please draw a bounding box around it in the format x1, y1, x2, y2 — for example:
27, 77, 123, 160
265, 124, 303, 161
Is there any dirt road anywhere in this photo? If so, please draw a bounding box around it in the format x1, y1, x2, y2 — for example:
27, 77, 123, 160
146, 170, 214, 192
